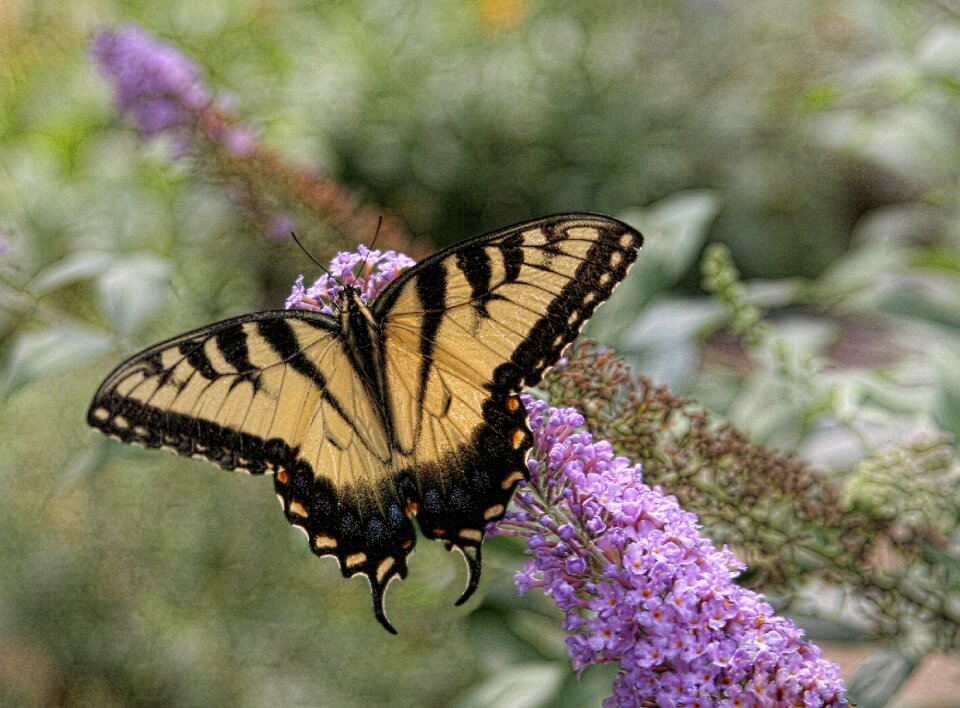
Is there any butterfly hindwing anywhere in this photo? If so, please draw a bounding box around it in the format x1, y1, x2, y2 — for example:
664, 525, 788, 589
88, 213, 642, 633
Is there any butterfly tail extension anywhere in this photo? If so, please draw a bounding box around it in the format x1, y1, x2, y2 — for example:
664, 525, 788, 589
452, 543, 482, 606
274, 464, 417, 634
371, 574, 400, 635
409, 392, 531, 607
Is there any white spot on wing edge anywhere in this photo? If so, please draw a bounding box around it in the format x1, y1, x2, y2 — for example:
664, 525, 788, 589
314, 534, 338, 550
483, 504, 505, 521
376, 556, 395, 583
345, 552, 367, 568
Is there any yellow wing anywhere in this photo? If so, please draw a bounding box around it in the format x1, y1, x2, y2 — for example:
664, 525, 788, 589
373, 213, 642, 601
378, 213, 641, 454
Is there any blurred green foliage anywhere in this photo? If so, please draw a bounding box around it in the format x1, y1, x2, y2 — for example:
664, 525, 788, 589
4, 0, 960, 705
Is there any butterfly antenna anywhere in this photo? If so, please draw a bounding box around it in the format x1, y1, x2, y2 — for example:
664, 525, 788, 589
290, 231, 342, 314
354, 215, 384, 284
370, 215, 383, 250
291, 231, 329, 276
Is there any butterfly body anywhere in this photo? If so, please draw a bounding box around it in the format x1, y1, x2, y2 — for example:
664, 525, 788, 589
88, 213, 642, 633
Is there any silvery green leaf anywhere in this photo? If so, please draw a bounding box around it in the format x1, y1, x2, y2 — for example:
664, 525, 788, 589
584, 192, 720, 346
846, 643, 925, 708
96, 253, 172, 337
2, 324, 113, 397
454, 663, 564, 708
623, 297, 725, 391
623, 190, 720, 291
30, 251, 114, 296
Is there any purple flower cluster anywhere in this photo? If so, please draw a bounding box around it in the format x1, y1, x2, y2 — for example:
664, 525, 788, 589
90, 24, 209, 138
285, 246, 416, 313
496, 398, 848, 707
89, 24, 254, 156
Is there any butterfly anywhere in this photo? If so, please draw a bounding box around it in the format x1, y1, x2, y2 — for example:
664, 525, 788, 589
87, 213, 643, 633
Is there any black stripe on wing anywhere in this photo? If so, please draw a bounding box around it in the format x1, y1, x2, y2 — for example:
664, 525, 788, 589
491, 222, 640, 390
86, 310, 350, 468
414, 262, 447, 414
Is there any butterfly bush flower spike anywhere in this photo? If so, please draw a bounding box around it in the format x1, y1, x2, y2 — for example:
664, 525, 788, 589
90, 24, 209, 139
286, 247, 416, 315
90, 23, 424, 256
496, 398, 848, 707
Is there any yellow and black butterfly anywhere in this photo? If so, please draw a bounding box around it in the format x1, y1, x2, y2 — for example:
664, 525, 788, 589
87, 213, 642, 632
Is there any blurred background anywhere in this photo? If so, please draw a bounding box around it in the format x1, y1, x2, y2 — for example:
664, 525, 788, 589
3, 1, 960, 705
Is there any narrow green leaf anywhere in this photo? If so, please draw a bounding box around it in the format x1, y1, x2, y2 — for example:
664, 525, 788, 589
29, 251, 114, 296
919, 541, 960, 576
934, 345, 960, 438
846, 643, 926, 708
876, 287, 960, 330
96, 253, 172, 337
2, 324, 114, 397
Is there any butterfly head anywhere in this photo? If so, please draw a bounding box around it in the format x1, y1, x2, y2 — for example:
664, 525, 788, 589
285, 248, 415, 316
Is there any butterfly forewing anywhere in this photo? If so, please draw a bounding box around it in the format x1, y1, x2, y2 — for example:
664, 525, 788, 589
377, 214, 642, 451
89, 311, 391, 472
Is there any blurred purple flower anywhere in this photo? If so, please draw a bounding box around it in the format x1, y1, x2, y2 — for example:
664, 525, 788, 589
88, 25, 422, 257
90, 24, 209, 139
496, 398, 849, 706
268, 213, 296, 241
223, 125, 256, 157
285, 246, 415, 314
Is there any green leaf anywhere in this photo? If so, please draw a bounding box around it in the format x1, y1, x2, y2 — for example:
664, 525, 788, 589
584, 191, 720, 345
875, 286, 960, 331
2, 324, 114, 397
934, 344, 960, 438
96, 253, 172, 337
29, 251, 114, 296
624, 189, 720, 288
453, 662, 565, 708
918, 541, 960, 576
846, 643, 926, 708
622, 297, 725, 390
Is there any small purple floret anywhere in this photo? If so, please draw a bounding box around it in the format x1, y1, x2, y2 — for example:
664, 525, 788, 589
285, 246, 416, 314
